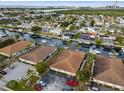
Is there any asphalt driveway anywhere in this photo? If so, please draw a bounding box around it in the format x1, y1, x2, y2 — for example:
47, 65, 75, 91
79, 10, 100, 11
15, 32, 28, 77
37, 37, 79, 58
41, 70, 71, 91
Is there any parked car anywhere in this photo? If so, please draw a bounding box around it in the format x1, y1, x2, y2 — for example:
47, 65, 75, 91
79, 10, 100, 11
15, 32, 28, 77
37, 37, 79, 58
18, 77, 22, 80
91, 87, 99, 91
0, 70, 7, 75
63, 85, 73, 91
37, 80, 46, 87
66, 80, 78, 86
34, 84, 43, 91
9, 65, 14, 69
41, 39, 47, 43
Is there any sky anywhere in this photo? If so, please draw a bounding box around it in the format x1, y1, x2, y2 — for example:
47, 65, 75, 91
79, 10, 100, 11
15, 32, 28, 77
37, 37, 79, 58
0, 1, 124, 7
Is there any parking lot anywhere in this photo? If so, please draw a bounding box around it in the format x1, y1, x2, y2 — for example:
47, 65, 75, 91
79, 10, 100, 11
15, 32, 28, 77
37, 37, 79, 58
41, 70, 71, 91
0, 61, 36, 86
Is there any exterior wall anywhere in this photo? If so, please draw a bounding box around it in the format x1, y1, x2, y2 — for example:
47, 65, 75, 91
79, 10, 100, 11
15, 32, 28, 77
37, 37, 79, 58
93, 78, 124, 90
48, 48, 57, 57
0, 52, 10, 57
80, 58, 86, 70
91, 60, 95, 76
19, 58, 37, 65
50, 67, 75, 76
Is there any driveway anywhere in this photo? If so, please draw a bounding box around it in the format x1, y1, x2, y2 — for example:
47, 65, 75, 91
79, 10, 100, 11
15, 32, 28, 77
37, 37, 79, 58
0, 61, 36, 88
41, 70, 71, 91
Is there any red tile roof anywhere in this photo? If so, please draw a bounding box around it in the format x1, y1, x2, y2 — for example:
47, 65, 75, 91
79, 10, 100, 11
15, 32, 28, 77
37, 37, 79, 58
50, 50, 86, 75
93, 56, 124, 87
20, 45, 56, 63
0, 41, 32, 55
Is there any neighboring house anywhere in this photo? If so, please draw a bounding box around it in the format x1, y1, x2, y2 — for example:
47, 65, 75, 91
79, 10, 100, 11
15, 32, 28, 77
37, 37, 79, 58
0, 33, 7, 38
19, 45, 57, 65
109, 29, 115, 33
89, 45, 103, 54
49, 28, 62, 35
93, 55, 124, 90
0, 40, 32, 57
50, 50, 86, 76
99, 35, 116, 46
62, 35, 70, 40
79, 33, 96, 42
41, 26, 52, 33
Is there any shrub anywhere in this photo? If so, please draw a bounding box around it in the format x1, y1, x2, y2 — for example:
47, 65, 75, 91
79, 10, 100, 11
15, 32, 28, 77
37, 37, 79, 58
35, 62, 48, 76
6, 80, 18, 89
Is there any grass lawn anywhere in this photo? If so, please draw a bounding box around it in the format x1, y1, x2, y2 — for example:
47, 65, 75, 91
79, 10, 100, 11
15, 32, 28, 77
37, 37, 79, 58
56, 9, 124, 16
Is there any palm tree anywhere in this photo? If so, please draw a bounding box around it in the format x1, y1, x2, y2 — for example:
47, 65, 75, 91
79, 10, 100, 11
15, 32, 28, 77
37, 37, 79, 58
26, 69, 34, 87
76, 71, 88, 90
26, 69, 34, 77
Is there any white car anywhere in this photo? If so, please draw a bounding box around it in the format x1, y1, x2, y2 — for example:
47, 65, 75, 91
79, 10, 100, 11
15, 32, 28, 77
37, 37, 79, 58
41, 39, 47, 43
18, 77, 22, 80
37, 80, 46, 86
95, 50, 101, 54
91, 87, 99, 91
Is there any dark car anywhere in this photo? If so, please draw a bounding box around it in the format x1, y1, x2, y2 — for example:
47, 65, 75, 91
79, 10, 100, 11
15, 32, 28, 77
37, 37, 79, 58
34, 84, 43, 91
63, 88, 73, 91
63, 85, 73, 91
0, 70, 7, 75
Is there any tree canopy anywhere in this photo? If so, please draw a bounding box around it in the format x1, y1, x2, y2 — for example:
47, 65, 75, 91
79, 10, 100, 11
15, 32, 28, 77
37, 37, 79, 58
95, 37, 102, 46
31, 26, 41, 33
0, 39, 15, 48
35, 62, 48, 76
116, 36, 123, 45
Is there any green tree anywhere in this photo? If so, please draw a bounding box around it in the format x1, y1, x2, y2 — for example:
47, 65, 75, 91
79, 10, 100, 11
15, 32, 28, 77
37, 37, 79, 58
0, 39, 15, 48
31, 26, 41, 33
15, 35, 20, 40
60, 21, 69, 27
27, 75, 39, 87
107, 31, 112, 35
116, 37, 123, 45
76, 53, 96, 91
35, 62, 47, 76
80, 21, 86, 27
6, 80, 18, 89
66, 40, 72, 46
95, 37, 102, 46
90, 20, 95, 27
73, 32, 80, 39
16, 21, 22, 25
69, 25, 78, 30
26, 69, 34, 77
18, 79, 26, 88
